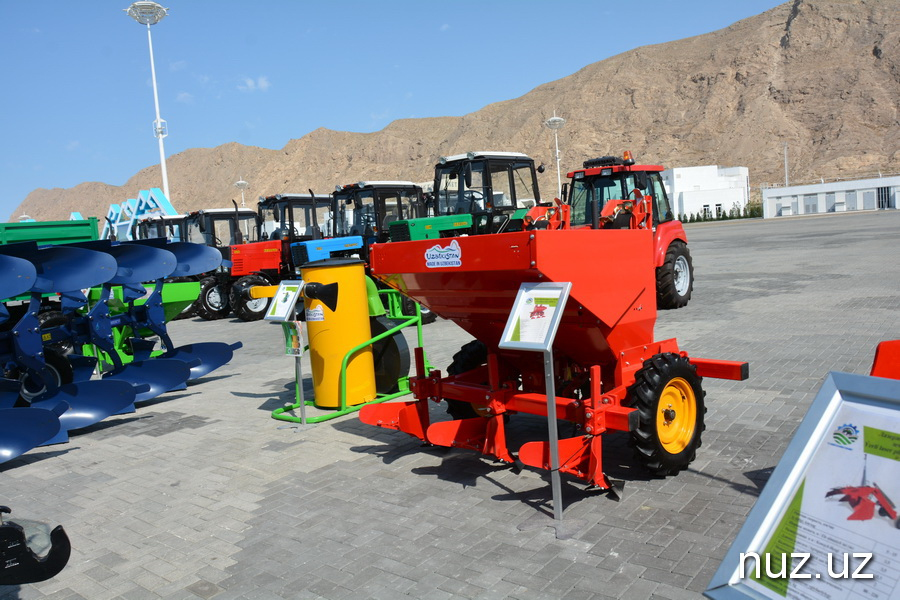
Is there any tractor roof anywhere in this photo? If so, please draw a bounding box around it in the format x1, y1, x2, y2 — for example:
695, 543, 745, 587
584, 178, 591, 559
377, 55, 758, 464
138, 214, 184, 222
259, 193, 331, 205
338, 181, 420, 191
438, 151, 532, 164
188, 207, 257, 216
567, 152, 664, 178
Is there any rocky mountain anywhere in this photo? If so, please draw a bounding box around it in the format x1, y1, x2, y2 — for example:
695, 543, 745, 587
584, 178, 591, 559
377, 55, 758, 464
15, 0, 899, 221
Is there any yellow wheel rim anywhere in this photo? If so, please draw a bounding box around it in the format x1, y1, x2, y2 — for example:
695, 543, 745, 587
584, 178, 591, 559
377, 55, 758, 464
656, 377, 696, 454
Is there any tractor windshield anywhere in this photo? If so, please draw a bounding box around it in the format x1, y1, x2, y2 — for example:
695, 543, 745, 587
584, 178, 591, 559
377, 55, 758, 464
260, 198, 329, 241
569, 173, 643, 227
434, 158, 538, 216
434, 161, 485, 215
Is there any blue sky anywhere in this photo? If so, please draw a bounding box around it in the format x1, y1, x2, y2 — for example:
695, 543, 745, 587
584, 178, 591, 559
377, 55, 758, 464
1, 0, 786, 222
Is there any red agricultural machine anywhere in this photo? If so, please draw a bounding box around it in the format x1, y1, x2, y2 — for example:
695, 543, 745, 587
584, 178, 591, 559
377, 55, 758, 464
360, 199, 747, 489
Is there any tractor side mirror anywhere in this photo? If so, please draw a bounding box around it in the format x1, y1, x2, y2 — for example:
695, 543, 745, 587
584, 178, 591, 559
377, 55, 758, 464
464, 163, 472, 188
634, 171, 649, 191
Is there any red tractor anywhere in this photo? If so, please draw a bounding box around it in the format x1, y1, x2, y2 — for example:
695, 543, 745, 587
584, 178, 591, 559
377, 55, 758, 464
227, 193, 331, 321
565, 152, 693, 309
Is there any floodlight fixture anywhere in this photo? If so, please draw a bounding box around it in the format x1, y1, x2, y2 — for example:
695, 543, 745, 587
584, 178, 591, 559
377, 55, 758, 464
544, 113, 566, 198
125, 1, 171, 201
126, 1, 168, 25
234, 178, 250, 207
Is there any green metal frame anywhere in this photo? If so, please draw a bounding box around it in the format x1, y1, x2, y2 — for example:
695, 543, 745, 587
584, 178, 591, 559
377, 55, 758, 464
271, 288, 431, 424
80, 280, 201, 371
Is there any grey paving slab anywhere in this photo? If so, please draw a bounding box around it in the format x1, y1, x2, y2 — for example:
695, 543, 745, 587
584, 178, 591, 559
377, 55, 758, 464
2, 210, 899, 599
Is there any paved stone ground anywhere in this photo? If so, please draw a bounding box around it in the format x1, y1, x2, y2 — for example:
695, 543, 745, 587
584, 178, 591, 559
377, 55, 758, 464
2, 211, 898, 600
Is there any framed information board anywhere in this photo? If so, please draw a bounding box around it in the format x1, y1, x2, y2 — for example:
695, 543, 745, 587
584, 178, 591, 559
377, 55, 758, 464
498, 282, 571, 353
264, 280, 303, 322
705, 371, 900, 600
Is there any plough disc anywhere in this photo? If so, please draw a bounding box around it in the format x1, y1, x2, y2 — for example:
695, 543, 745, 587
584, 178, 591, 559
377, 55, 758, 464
0, 405, 65, 464
26, 245, 117, 294
0, 252, 37, 303
105, 242, 177, 284
159, 242, 223, 277
31, 380, 137, 445
102, 359, 191, 403
165, 341, 243, 381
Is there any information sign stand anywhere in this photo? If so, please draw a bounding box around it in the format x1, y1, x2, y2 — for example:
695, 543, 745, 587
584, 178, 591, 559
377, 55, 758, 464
265, 281, 310, 427
499, 282, 577, 537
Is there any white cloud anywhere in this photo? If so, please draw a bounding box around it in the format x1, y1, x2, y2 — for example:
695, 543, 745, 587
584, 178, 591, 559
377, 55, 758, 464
170, 60, 188, 72
66, 141, 80, 151
237, 76, 271, 92
177, 92, 194, 104
440, 23, 450, 32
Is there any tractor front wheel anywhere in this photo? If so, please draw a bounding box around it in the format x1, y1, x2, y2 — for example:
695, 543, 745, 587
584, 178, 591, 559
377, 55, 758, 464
628, 353, 705, 475
195, 276, 231, 321
657, 241, 694, 309
229, 275, 270, 322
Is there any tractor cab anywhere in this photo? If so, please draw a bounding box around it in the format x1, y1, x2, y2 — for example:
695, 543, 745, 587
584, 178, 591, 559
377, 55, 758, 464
565, 152, 675, 230
183, 207, 260, 253
430, 151, 543, 234
388, 152, 544, 241
131, 214, 185, 242
331, 181, 425, 248
258, 193, 331, 244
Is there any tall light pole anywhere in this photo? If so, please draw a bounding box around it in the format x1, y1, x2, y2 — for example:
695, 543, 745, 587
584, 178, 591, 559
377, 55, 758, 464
544, 112, 566, 198
126, 1, 171, 201
234, 177, 250, 207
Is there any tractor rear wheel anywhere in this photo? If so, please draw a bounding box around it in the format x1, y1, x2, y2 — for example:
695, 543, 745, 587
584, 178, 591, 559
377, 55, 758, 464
445, 340, 488, 419
627, 353, 705, 475
229, 275, 270, 322
657, 241, 693, 309
195, 276, 231, 321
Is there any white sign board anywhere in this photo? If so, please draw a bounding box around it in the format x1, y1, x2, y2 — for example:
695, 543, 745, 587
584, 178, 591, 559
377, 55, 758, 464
498, 282, 571, 353
264, 280, 303, 322
705, 371, 900, 600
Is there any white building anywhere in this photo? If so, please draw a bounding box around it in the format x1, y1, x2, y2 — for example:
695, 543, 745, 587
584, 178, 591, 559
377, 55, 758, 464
661, 165, 750, 220
761, 175, 899, 218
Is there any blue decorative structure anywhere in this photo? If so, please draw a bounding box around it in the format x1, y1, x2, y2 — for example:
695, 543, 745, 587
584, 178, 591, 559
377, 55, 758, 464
100, 188, 179, 241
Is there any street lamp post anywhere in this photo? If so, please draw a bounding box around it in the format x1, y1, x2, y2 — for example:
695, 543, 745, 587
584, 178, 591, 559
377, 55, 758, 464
126, 1, 171, 201
544, 113, 566, 198
234, 178, 250, 207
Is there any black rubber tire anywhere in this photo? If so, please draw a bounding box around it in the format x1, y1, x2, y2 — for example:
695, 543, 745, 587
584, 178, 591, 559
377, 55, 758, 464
445, 340, 488, 419
229, 275, 271, 322
369, 316, 411, 395
16, 348, 74, 405
419, 306, 437, 325
401, 297, 437, 325
627, 353, 705, 475
195, 276, 231, 321
656, 241, 694, 309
